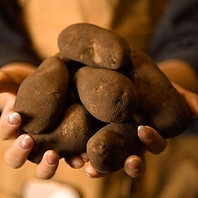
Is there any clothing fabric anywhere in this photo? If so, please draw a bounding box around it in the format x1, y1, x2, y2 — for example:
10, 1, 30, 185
0, 1, 197, 198
17, 0, 164, 59
0, 0, 197, 71
0, 0, 41, 67
150, 0, 198, 72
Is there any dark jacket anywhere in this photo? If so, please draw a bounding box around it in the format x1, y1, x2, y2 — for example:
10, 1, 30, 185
0, 0, 41, 66
0, 0, 197, 70
149, 0, 198, 72
0, 0, 197, 134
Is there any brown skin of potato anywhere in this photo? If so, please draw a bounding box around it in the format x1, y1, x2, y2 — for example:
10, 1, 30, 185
28, 103, 103, 163
130, 51, 191, 138
14, 23, 191, 167
58, 23, 131, 70
74, 66, 138, 123
14, 56, 70, 135
87, 120, 141, 173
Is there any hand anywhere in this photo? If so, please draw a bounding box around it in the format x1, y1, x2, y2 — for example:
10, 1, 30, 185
85, 82, 198, 179
0, 63, 36, 139
0, 98, 60, 179
0, 63, 36, 93
1, 82, 197, 179
85, 125, 167, 178
0, 96, 86, 179
0, 99, 166, 179
1, 97, 162, 179
0, 63, 88, 179
0, 63, 36, 110
172, 82, 198, 118
0, 96, 55, 179
0, 63, 59, 179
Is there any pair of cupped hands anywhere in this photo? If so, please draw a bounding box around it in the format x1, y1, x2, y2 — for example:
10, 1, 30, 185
0, 63, 197, 180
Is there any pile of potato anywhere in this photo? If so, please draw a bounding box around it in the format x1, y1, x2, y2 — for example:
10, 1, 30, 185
14, 23, 191, 174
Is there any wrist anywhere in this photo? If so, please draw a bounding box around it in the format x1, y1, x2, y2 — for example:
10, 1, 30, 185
0, 62, 37, 94
1, 62, 36, 83
157, 59, 198, 93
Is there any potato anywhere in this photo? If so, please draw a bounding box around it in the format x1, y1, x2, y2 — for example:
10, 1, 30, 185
14, 56, 69, 135
28, 104, 102, 163
58, 23, 131, 70
74, 66, 138, 123
87, 120, 141, 173
130, 51, 191, 138
12, 23, 192, 170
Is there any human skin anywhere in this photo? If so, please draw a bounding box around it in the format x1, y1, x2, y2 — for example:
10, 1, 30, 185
0, 60, 197, 179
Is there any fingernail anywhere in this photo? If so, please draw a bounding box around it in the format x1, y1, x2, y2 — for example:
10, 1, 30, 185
86, 173, 95, 179
80, 152, 89, 162
72, 160, 84, 169
128, 159, 141, 171
20, 135, 33, 149
46, 151, 59, 166
8, 112, 21, 125
138, 125, 153, 139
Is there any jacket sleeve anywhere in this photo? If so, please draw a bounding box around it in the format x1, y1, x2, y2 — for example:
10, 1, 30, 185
0, 0, 41, 67
149, 0, 198, 72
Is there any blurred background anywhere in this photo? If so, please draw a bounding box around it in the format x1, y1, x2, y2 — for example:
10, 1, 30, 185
0, 0, 197, 198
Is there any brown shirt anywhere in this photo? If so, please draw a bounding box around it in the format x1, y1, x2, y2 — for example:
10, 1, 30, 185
19, 0, 166, 58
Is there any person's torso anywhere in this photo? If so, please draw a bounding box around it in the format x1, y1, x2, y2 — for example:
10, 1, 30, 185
19, 0, 166, 58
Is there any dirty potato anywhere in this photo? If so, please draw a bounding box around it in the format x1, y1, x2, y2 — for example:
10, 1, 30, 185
130, 51, 191, 138
74, 66, 138, 123
28, 103, 102, 163
14, 56, 69, 134
87, 120, 141, 173
58, 23, 131, 70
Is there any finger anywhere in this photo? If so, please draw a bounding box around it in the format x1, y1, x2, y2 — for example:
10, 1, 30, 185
65, 152, 89, 169
0, 63, 36, 93
173, 83, 198, 118
65, 155, 85, 169
4, 134, 34, 168
182, 91, 198, 118
0, 70, 13, 92
36, 150, 59, 180
80, 152, 89, 162
0, 93, 12, 110
124, 155, 145, 178
85, 164, 108, 178
1, 94, 16, 115
0, 111, 22, 140
138, 125, 167, 154
85, 156, 144, 179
